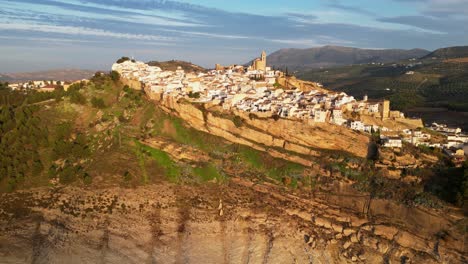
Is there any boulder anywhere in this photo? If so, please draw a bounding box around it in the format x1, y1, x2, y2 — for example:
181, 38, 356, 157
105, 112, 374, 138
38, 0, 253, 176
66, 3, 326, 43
343, 228, 356, 237
314, 217, 333, 229
343, 241, 352, 250
373, 225, 399, 240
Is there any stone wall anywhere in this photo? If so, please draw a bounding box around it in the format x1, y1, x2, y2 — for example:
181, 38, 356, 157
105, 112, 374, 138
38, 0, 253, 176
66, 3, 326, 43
121, 77, 143, 90
277, 76, 326, 92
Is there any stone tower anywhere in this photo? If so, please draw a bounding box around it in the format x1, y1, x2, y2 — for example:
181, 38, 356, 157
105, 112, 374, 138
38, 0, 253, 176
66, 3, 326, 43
253, 51, 267, 72
380, 100, 390, 120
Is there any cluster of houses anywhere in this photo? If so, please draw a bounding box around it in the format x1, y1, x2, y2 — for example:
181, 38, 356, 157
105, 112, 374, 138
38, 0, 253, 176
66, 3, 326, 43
379, 124, 467, 165
112, 58, 394, 130
112, 57, 466, 162
7, 80, 70, 92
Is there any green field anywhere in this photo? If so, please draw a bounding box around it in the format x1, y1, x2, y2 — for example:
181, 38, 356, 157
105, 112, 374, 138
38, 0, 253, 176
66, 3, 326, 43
297, 60, 468, 113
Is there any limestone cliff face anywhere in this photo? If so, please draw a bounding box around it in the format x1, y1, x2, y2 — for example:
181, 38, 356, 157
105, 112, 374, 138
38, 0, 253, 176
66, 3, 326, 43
121, 77, 143, 90
151, 91, 369, 165
0, 180, 464, 264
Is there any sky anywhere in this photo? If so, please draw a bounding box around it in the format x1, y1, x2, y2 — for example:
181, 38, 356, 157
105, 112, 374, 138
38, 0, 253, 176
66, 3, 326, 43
0, 0, 467, 72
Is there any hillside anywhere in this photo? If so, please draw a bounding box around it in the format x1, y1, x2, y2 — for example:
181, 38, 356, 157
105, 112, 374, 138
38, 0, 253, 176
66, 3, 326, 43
297, 56, 468, 129
422, 46, 468, 60
147, 60, 206, 72
0, 69, 95, 82
267, 46, 430, 70
0, 72, 466, 263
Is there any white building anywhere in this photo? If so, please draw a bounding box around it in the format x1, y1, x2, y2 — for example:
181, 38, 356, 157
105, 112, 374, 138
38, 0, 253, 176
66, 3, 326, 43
350, 121, 365, 131
314, 110, 329, 123
381, 136, 403, 148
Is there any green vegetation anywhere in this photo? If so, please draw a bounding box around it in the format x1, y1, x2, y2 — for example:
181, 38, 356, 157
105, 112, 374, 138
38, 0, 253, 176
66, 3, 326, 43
135, 141, 180, 183
238, 147, 262, 169
234, 145, 305, 188
188, 91, 200, 99
422, 162, 468, 208
0, 105, 48, 191
91, 97, 106, 109
147, 60, 205, 72
298, 60, 468, 112
110, 70, 120, 82
193, 163, 224, 182
1, 66, 465, 214
69, 91, 86, 105
0, 72, 120, 191
232, 115, 243, 127
0, 82, 9, 89
116, 57, 135, 64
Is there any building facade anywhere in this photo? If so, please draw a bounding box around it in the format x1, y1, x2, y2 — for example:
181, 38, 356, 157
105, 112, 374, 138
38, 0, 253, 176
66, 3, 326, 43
252, 51, 267, 72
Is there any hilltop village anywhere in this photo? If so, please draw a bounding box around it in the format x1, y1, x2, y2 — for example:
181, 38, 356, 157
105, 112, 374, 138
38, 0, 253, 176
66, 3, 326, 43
112, 53, 395, 126
112, 52, 466, 163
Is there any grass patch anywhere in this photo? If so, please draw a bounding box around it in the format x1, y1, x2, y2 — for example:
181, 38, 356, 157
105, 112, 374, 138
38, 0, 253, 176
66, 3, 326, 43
233, 145, 306, 188
135, 141, 180, 183
134, 142, 149, 184
238, 147, 263, 169
193, 163, 225, 182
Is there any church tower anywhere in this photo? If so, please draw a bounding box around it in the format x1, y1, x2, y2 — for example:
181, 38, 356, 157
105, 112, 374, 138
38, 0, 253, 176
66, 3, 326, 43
252, 51, 267, 72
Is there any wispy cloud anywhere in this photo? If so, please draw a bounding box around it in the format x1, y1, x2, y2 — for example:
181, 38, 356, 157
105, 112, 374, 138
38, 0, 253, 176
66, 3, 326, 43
327, 2, 376, 16
0, 21, 176, 42
0, 35, 103, 44
0, 0, 467, 72
378, 15, 467, 34
285, 12, 317, 24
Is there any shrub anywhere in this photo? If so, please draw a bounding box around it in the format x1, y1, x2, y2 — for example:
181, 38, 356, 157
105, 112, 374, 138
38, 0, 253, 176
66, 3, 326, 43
123, 171, 132, 182
110, 71, 120, 82
116, 57, 130, 64
83, 172, 92, 185
233, 115, 243, 127
248, 113, 258, 120
69, 91, 86, 105
188, 91, 200, 99
91, 97, 106, 109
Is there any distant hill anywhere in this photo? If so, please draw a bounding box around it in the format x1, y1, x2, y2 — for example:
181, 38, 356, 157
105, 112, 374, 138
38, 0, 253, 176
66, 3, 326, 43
0, 69, 96, 82
422, 46, 468, 60
147, 60, 205, 73
296, 53, 468, 130
267, 46, 430, 70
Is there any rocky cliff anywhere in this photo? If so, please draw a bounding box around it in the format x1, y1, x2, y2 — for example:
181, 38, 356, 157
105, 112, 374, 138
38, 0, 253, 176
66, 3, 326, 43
148, 90, 370, 166
0, 176, 465, 263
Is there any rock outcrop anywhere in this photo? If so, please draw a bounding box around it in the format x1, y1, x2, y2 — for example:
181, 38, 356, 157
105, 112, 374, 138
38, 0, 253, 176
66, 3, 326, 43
0, 179, 465, 263
147, 90, 370, 166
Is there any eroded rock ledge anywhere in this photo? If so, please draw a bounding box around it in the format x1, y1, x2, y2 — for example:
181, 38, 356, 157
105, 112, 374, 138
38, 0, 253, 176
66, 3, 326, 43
146, 90, 370, 166
0, 179, 465, 263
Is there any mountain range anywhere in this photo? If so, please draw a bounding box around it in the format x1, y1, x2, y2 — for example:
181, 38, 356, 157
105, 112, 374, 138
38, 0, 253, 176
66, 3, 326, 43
421, 46, 468, 60
266, 45, 431, 70
0, 69, 96, 82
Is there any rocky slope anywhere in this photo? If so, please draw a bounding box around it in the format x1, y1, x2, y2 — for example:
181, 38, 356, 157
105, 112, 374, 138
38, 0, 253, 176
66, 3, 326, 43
1, 72, 466, 264
0, 175, 465, 263
148, 91, 370, 164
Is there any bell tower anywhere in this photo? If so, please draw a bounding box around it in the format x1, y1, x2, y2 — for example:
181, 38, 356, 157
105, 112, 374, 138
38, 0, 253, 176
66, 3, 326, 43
261, 50, 266, 62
